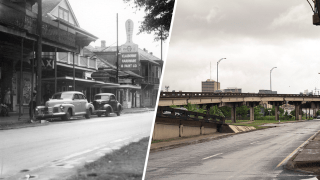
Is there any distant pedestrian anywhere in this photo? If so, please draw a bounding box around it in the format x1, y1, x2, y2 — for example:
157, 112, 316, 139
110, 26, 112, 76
29, 89, 37, 121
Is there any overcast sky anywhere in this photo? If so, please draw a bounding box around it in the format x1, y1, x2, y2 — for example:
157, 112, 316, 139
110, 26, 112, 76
68, 0, 168, 59
161, 0, 320, 94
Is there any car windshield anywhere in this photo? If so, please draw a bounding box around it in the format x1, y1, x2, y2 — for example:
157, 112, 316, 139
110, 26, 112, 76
51, 93, 74, 100
94, 95, 110, 101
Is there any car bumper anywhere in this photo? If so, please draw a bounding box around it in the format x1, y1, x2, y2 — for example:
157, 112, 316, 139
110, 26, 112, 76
95, 109, 106, 113
35, 106, 66, 119
35, 112, 66, 119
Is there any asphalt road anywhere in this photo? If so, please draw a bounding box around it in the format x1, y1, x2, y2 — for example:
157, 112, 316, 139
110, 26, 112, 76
0, 112, 154, 180
145, 120, 320, 180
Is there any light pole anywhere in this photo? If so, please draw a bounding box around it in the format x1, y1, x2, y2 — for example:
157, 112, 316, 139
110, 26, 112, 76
217, 58, 226, 90
270, 67, 277, 91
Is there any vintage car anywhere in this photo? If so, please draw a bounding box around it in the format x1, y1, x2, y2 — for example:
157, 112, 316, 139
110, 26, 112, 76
35, 91, 94, 120
92, 93, 122, 117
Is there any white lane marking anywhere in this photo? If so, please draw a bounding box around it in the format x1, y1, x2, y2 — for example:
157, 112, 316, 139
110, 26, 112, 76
250, 141, 259, 144
110, 137, 131, 143
202, 153, 223, 160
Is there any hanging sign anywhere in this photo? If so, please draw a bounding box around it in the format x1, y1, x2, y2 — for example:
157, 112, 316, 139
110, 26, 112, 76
120, 52, 139, 70
33, 57, 55, 70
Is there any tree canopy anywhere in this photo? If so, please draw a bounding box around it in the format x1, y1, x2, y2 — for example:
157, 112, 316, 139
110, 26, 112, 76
123, 0, 175, 41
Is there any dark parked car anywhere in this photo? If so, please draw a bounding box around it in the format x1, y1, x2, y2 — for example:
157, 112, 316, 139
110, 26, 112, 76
92, 93, 122, 117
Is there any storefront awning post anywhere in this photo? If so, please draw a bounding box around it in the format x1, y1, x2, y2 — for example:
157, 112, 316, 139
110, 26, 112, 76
19, 38, 24, 120
55, 47, 57, 93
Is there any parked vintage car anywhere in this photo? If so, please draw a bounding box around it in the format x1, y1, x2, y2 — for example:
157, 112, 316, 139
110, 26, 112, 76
35, 91, 94, 120
92, 93, 122, 117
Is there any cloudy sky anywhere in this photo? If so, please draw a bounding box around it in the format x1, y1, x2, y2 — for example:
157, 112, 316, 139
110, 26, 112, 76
68, 0, 168, 59
161, 0, 320, 94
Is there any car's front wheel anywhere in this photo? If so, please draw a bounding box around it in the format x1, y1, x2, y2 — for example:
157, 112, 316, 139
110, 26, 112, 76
116, 108, 121, 116
62, 109, 71, 121
85, 108, 92, 119
105, 109, 111, 117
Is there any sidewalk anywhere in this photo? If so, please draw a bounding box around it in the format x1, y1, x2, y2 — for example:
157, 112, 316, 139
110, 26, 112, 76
0, 107, 155, 130
286, 131, 320, 175
122, 107, 155, 114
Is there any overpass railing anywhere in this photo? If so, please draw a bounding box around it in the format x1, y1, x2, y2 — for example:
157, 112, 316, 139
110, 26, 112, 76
160, 92, 320, 98
157, 106, 225, 124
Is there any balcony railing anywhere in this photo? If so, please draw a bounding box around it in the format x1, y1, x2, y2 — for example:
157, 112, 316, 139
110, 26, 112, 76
79, 56, 87, 67
136, 76, 160, 85
0, 2, 75, 47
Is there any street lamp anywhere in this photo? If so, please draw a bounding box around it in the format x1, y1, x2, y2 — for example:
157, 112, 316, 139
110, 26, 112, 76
217, 58, 226, 90
270, 67, 277, 91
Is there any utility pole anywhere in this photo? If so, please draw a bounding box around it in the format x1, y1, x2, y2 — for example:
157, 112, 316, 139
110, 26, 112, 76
36, 0, 42, 106
116, 13, 119, 83
270, 67, 277, 91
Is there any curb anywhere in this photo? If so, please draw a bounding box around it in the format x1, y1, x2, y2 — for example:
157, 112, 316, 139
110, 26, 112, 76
285, 130, 320, 175
122, 109, 154, 114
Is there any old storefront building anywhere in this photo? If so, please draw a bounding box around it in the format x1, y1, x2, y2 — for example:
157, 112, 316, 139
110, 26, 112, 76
0, 0, 98, 114
84, 19, 163, 108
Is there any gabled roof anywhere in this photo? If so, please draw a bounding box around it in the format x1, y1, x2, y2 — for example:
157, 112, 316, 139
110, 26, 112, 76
33, 0, 80, 27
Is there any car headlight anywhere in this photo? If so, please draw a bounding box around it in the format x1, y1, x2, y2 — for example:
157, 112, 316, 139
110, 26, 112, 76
60, 105, 64, 109
35, 108, 38, 111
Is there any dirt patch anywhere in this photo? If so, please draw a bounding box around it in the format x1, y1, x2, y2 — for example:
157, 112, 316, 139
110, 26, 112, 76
67, 137, 150, 180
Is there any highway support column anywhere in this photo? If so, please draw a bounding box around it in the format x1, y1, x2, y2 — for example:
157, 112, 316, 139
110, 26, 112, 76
295, 104, 300, 120
231, 103, 236, 123
275, 104, 279, 121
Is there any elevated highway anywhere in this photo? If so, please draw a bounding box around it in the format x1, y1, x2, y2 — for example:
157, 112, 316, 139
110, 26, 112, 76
158, 92, 320, 122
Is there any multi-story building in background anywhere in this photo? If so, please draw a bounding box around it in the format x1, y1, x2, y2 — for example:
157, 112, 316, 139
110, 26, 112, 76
202, 79, 220, 92
259, 90, 277, 94
223, 87, 242, 93
85, 39, 163, 108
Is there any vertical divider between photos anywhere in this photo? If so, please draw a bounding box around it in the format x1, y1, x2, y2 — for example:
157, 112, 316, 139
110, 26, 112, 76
142, 0, 179, 179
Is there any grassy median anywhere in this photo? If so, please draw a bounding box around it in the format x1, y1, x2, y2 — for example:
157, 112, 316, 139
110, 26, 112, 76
68, 137, 150, 180
228, 119, 310, 129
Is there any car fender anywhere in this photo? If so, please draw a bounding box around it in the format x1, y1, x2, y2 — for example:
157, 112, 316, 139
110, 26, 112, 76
103, 104, 114, 112
117, 103, 123, 111
57, 104, 75, 115
86, 103, 94, 112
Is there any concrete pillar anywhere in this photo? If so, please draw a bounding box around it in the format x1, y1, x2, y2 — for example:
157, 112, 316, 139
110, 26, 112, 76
313, 108, 317, 118
275, 104, 279, 121
299, 107, 302, 120
179, 124, 183, 137
231, 104, 236, 123
200, 126, 204, 135
295, 105, 299, 120
250, 104, 254, 121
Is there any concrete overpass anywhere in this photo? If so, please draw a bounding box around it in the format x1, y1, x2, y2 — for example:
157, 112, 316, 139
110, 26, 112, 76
158, 92, 320, 122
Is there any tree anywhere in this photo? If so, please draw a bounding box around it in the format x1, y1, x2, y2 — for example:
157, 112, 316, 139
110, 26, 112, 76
209, 105, 225, 117
123, 0, 175, 41
219, 106, 231, 118
254, 105, 263, 118
236, 105, 249, 119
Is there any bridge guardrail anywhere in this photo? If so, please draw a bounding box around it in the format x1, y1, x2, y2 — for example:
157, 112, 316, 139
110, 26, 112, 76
157, 106, 225, 124
160, 92, 319, 98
